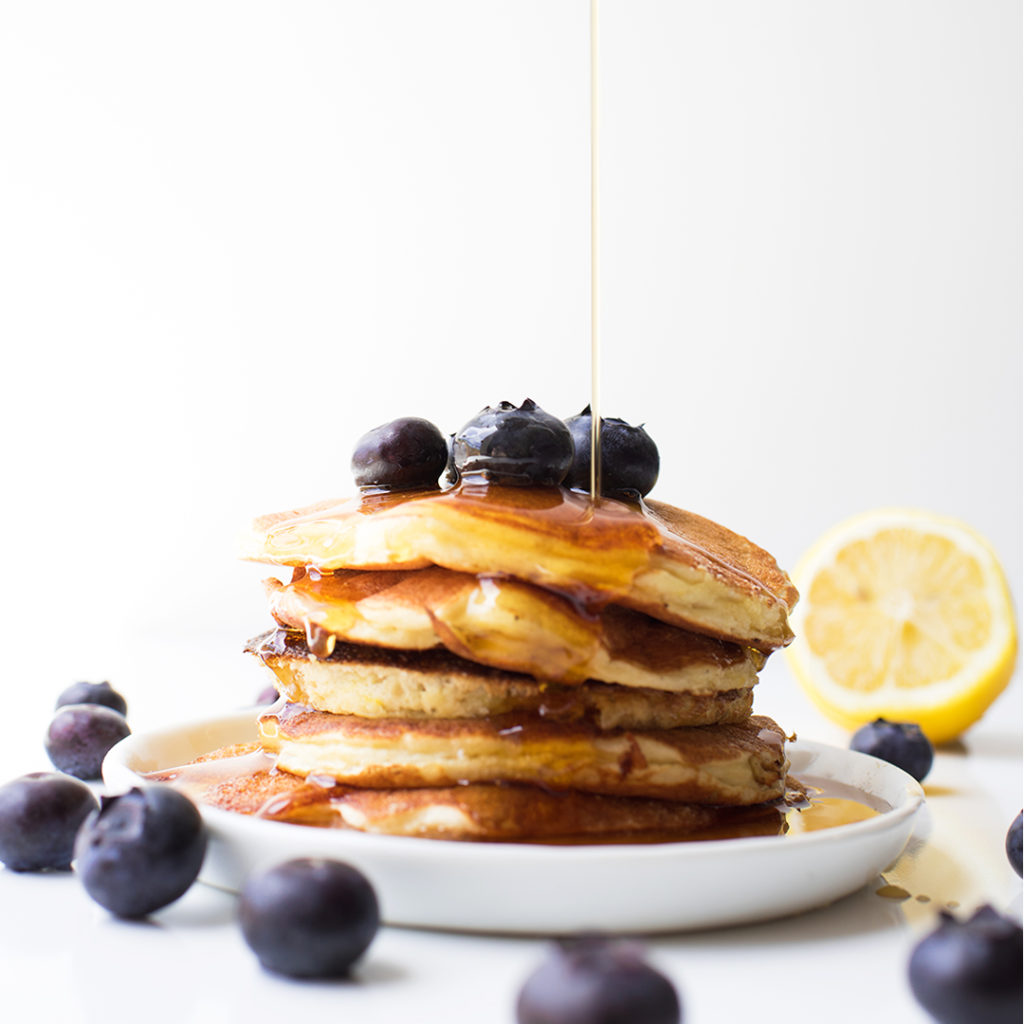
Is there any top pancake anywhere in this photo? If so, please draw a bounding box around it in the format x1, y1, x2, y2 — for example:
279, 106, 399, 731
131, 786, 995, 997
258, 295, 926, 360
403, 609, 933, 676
242, 484, 798, 651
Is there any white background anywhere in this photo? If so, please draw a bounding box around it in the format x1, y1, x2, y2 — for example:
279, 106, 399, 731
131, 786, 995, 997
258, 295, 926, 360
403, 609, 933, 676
0, 3, 1020, 1022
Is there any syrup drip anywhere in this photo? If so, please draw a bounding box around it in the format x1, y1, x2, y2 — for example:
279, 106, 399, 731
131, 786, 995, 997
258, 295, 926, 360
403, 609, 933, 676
304, 621, 336, 659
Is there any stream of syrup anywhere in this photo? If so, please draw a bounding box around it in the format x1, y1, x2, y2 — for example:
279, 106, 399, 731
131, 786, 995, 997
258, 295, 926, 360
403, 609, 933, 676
589, 0, 602, 501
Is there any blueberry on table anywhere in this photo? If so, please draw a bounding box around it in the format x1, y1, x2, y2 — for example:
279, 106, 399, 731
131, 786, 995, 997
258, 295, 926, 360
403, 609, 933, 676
55, 681, 128, 717
45, 704, 131, 781
849, 717, 933, 782
351, 416, 448, 490
908, 905, 1022, 1024
1007, 811, 1022, 877
0, 773, 99, 872
239, 858, 380, 978
563, 407, 660, 498
453, 399, 574, 487
74, 786, 207, 918
517, 936, 682, 1024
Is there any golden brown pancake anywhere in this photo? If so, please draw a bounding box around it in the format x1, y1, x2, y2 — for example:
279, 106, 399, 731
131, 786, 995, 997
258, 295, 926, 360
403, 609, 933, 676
241, 484, 797, 651
264, 567, 763, 690
247, 629, 755, 729
258, 705, 789, 805
146, 743, 787, 841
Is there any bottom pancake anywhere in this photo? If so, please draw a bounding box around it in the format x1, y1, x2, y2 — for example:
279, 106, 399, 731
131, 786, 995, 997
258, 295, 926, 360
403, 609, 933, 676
146, 743, 787, 842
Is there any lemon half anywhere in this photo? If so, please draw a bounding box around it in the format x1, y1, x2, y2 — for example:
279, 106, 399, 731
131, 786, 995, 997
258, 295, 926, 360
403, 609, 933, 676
786, 509, 1018, 744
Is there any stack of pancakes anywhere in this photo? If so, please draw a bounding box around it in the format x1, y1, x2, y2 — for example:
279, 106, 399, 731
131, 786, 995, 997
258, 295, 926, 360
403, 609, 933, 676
226, 484, 798, 842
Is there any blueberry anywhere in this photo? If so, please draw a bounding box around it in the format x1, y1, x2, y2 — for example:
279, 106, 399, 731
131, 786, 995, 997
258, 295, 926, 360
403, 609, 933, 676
517, 936, 682, 1024
255, 683, 280, 705
239, 858, 380, 978
74, 786, 207, 918
45, 704, 131, 781
849, 717, 933, 782
453, 399, 574, 487
0, 773, 98, 872
908, 905, 1022, 1024
55, 680, 128, 717
1007, 811, 1022, 877
351, 416, 447, 490
564, 407, 660, 498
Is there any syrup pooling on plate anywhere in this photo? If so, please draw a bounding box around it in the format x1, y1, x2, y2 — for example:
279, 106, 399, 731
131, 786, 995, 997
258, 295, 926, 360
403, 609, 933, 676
785, 797, 881, 833
784, 777, 887, 834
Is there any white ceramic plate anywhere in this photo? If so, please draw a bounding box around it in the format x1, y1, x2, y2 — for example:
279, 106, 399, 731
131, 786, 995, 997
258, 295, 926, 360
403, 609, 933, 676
104, 711, 924, 935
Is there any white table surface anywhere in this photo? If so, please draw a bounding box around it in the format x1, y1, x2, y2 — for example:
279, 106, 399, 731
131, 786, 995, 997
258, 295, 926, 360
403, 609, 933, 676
0, 633, 1019, 1024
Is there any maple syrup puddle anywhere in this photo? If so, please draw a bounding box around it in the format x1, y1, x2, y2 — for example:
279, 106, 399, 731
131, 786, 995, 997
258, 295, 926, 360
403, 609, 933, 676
144, 749, 885, 845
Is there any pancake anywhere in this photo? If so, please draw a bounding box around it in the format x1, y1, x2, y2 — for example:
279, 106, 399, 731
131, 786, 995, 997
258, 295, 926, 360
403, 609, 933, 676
247, 629, 755, 729
241, 484, 797, 651
146, 743, 787, 841
259, 705, 789, 805
265, 567, 764, 690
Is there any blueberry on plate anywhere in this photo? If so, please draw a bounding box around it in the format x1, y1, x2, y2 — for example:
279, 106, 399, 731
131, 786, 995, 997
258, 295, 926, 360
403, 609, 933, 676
55, 681, 128, 717
849, 717, 933, 782
453, 399, 574, 487
563, 407, 660, 498
908, 905, 1022, 1024
351, 416, 447, 491
0, 773, 99, 872
74, 786, 207, 918
45, 704, 131, 781
517, 935, 682, 1024
1007, 811, 1022, 877
239, 858, 380, 978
